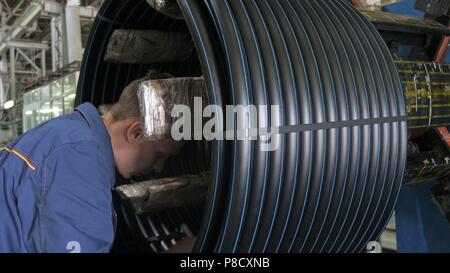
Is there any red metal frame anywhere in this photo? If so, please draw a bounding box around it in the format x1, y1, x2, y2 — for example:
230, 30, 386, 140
436, 31, 450, 64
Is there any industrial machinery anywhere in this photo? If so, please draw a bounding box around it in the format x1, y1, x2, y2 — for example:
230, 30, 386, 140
76, 0, 450, 253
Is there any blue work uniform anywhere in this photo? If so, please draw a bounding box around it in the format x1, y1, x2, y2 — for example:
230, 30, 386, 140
0, 103, 116, 253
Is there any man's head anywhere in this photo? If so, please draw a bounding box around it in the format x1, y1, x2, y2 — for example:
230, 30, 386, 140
103, 71, 183, 179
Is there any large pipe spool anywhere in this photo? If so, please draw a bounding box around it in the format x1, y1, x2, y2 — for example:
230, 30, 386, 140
77, 0, 409, 253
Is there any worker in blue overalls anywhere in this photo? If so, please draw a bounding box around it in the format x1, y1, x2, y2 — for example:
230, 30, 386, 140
0, 73, 182, 253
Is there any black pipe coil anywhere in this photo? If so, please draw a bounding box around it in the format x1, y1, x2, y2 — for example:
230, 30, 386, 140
77, 0, 408, 253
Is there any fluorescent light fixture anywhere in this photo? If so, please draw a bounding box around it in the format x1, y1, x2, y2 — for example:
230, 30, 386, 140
4, 100, 14, 110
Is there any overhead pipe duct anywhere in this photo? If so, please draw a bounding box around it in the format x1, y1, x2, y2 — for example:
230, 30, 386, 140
77, 0, 408, 253
0, 57, 8, 107
65, 0, 83, 65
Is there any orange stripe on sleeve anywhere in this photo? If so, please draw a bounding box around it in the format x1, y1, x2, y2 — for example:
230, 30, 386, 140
2, 147, 37, 171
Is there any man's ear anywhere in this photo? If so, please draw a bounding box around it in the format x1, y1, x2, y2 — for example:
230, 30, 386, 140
126, 121, 143, 144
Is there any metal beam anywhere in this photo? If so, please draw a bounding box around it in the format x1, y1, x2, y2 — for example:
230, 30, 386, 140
9, 47, 15, 101
5, 40, 49, 50
1, 0, 10, 13
43, 1, 62, 15
79, 6, 97, 19
15, 70, 39, 75
15, 48, 41, 72
41, 49, 46, 77
43, 1, 98, 19
6, 0, 26, 23
0, 2, 42, 55
65, 1, 83, 64
51, 16, 63, 71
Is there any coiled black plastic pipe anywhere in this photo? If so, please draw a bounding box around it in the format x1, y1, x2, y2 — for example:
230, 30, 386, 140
77, 0, 408, 253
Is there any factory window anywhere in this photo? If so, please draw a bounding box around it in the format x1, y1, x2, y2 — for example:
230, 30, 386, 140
22, 72, 79, 132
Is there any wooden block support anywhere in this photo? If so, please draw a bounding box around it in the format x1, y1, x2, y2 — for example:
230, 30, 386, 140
116, 174, 209, 214
104, 29, 194, 64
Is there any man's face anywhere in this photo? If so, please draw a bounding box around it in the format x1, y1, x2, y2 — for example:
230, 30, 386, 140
130, 138, 183, 177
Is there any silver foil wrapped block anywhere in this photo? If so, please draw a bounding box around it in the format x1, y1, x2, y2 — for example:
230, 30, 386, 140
104, 29, 194, 64
116, 174, 210, 214
138, 77, 206, 140
146, 0, 184, 20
